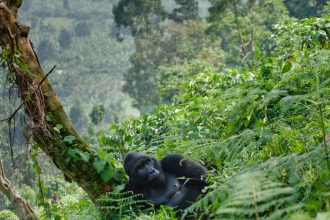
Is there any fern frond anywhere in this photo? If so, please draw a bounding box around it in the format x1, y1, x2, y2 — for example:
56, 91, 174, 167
97, 191, 149, 219
214, 171, 299, 220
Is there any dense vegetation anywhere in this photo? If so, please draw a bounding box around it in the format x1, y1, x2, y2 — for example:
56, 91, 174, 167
0, 0, 329, 219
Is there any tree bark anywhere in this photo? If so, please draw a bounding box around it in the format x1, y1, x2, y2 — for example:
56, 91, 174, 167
0, 151, 39, 220
0, 0, 112, 202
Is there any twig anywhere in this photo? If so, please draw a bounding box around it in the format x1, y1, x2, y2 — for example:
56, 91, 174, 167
38, 65, 56, 86
0, 103, 24, 123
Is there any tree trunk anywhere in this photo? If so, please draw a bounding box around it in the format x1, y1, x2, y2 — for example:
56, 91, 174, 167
0, 151, 39, 220
0, 0, 112, 202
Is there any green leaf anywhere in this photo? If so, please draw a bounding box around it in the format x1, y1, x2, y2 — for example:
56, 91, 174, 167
78, 151, 90, 162
100, 165, 113, 182
107, 157, 117, 166
46, 113, 55, 122
55, 215, 63, 220
31, 153, 38, 159
32, 163, 41, 174
53, 127, 60, 134
282, 62, 292, 73
63, 135, 76, 144
68, 148, 78, 159
98, 149, 108, 160
31, 144, 39, 150
93, 159, 106, 173
56, 124, 64, 130
318, 30, 327, 36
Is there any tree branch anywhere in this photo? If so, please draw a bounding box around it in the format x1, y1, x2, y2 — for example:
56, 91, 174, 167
0, 150, 39, 220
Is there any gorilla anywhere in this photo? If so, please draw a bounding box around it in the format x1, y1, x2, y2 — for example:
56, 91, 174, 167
123, 152, 208, 210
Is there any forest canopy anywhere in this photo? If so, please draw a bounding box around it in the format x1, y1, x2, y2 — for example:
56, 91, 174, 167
0, 0, 329, 219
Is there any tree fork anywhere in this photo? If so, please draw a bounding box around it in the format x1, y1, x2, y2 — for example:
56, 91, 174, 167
0, 0, 112, 202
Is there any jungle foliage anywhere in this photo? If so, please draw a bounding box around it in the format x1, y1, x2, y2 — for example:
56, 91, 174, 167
98, 15, 330, 220
0, 0, 330, 220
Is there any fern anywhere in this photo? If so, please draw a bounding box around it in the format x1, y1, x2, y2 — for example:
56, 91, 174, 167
97, 190, 150, 219
185, 144, 330, 219
185, 171, 300, 220
215, 171, 299, 220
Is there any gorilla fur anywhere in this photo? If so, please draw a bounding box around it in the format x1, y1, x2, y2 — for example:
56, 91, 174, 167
123, 152, 208, 210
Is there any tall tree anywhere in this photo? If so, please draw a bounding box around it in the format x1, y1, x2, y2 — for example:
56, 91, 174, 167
0, 0, 113, 202
113, 0, 166, 36
113, 0, 210, 112
123, 21, 210, 113
207, 0, 289, 67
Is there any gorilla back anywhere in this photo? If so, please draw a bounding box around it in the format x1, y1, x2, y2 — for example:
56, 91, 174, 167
123, 152, 208, 210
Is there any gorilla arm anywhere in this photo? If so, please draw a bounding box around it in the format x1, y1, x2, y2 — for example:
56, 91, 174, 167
161, 154, 208, 186
160, 154, 208, 209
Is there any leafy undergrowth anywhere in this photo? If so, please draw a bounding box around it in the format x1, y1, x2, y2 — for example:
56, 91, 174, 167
97, 16, 330, 219
34, 15, 330, 220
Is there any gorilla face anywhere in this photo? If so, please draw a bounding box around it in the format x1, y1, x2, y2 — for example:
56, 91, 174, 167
133, 157, 160, 183
124, 152, 165, 186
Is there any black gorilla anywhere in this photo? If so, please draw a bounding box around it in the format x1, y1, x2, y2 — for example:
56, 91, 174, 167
123, 152, 208, 210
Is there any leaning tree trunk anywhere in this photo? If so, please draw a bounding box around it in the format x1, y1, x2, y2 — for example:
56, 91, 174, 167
0, 0, 112, 201
0, 151, 39, 220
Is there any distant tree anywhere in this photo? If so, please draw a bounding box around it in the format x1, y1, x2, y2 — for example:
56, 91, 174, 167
58, 29, 72, 49
169, 0, 199, 22
284, 0, 328, 18
109, 25, 131, 39
113, 0, 166, 36
113, 0, 215, 112
30, 17, 39, 29
20, 0, 32, 12
39, 22, 55, 32
37, 39, 55, 62
323, 2, 330, 15
69, 100, 89, 132
33, 9, 51, 18
123, 21, 210, 112
63, 0, 70, 9
103, 102, 122, 124
90, 104, 105, 125
207, 0, 289, 66
74, 22, 91, 37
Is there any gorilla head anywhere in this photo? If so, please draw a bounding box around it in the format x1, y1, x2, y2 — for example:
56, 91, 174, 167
124, 152, 165, 187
